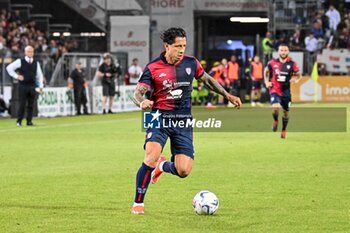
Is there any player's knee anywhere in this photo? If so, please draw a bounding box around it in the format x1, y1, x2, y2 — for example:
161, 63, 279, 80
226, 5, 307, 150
177, 169, 190, 178
272, 104, 280, 109
176, 167, 192, 178
144, 153, 159, 168
144, 154, 158, 167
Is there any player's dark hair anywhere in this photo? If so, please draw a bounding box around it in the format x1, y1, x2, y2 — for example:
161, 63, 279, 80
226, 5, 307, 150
160, 27, 186, 45
278, 43, 289, 49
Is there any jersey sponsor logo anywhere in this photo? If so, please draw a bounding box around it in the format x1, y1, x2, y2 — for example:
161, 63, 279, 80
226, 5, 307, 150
167, 89, 183, 100
274, 69, 288, 82
159, 72, 167, 78
174, 81, 190, 87
186, 67, 191, 75
287, 65, 291, 69
277, 76, 287, 82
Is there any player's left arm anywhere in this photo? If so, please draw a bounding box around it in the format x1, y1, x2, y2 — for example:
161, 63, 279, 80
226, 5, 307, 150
290, 63, 302, 84
199, 72, 241, 108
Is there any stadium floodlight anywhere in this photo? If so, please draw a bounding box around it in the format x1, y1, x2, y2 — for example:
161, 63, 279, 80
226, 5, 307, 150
230, 17, 269, 23
80, 32, 106, 37
52, 32, 60, 37
63, 32, 71, 37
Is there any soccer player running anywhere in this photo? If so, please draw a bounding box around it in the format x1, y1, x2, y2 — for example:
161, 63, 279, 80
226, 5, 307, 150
131, 27, 242, 214
264, 44, 302, 139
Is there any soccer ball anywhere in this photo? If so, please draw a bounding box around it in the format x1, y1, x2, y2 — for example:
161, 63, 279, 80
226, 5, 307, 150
192, 190, 219, 215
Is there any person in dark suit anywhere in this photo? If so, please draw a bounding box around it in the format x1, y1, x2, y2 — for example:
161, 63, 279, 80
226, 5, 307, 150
6, 45, 44, 126
67, 62, 89, 115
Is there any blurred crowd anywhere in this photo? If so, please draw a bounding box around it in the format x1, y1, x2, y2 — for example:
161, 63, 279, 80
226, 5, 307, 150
263, 3, 350, 58
0, 8, 78, 61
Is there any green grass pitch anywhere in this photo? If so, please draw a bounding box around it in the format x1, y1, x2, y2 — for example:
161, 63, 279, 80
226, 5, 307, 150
0, 103, 349, 233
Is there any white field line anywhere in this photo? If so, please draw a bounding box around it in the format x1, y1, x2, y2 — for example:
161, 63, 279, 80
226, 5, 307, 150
0, 118, 139, 133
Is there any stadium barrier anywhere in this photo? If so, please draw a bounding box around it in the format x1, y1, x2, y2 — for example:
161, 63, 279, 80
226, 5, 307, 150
36, 85, 138, 117
91, 85, 139, 114
317, 49, 350, 74
291, 76, 350, 102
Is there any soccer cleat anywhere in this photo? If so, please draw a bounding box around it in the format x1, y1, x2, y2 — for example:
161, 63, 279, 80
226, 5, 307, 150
27, 122, 34, 126
131, 205, 144, 214
16, 121, 22, 126
281, 130, 286, 139
151, 155, 166, 184
272, 120, 278, 132
206, 103, 217, 109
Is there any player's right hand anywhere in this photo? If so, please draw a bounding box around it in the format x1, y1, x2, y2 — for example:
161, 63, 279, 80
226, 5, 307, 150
17, 75, 24, 81
105, 73, 112, 77
227, 94, 242, 109
140, 100, 154, 110
265, 81, 272, 88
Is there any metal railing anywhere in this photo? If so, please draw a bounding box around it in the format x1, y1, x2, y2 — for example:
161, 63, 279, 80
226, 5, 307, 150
271, 0, 318, 33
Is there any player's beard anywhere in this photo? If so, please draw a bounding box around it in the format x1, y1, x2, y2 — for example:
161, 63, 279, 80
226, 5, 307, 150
279, 54, 288, 60
173, 54, 182, 63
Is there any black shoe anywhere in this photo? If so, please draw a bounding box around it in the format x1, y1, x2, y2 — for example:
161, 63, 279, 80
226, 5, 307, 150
103, 109, 106, 114
16, 121, 22, 126
108, 110, 113, 114
27, 122, 34, 126
83, 111, 89, 115
76, 112, 82, 116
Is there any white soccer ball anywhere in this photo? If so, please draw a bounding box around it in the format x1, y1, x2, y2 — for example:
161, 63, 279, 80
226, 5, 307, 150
192, 190, 219, 215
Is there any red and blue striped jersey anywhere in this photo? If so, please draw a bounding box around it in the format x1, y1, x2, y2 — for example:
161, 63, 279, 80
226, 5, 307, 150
139, 52, 204, 114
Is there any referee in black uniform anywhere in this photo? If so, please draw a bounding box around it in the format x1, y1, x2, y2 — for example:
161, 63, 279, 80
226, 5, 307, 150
6, 45, 44, 126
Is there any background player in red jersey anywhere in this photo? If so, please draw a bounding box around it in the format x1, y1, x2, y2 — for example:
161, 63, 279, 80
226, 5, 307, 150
264, 44, 302, 138
131, 27, 241, 214
250, 55, 264, 107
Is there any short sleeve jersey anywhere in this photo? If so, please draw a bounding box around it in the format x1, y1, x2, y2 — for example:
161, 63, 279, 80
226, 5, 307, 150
138, 52, 204, 114
267, 58, 299, 96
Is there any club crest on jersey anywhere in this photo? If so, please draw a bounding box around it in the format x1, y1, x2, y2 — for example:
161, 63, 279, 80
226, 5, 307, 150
287, 65, 291, 69
186, 68, 191, 75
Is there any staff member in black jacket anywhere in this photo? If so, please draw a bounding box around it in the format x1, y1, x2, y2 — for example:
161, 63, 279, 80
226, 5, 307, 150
67, 62, 89, 115
97, 53, 121, 114
6, 45, 44, 126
